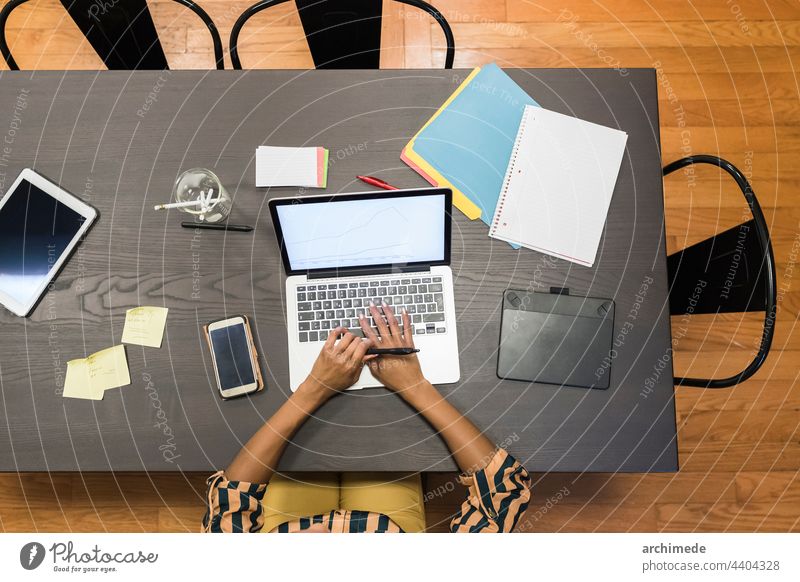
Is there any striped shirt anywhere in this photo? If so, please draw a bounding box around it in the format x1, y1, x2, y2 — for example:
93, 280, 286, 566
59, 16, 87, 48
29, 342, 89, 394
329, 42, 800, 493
202, 448, 530, 533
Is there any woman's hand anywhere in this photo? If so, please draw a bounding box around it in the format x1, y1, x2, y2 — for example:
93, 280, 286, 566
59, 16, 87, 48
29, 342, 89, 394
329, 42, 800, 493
297, 327, 372, 405
359, 302, 428, 397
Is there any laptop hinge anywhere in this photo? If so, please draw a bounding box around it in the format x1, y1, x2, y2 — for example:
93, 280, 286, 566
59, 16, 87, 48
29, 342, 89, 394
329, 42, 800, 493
308, 265, 432, 280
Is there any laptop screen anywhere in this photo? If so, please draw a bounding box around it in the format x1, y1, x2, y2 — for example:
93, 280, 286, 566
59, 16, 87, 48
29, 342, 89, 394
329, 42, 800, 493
271, 189, 450, 274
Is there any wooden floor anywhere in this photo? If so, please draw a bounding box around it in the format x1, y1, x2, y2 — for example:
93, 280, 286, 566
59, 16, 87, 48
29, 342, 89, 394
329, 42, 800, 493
1, 0, 799, 532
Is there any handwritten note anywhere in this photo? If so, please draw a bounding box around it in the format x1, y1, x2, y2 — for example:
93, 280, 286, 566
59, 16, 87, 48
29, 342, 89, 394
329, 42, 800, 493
63, 345, 131, 400
121, 306, 169, 348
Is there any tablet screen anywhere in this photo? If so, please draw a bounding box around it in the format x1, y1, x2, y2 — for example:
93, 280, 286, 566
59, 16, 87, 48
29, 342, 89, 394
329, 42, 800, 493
0, 179, 86, 305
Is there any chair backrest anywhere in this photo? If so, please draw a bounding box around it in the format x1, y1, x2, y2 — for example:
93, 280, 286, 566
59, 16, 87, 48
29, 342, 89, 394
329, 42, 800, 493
0, 0, 223, 70
230, 0, 454, 70
664, 155, 777, 388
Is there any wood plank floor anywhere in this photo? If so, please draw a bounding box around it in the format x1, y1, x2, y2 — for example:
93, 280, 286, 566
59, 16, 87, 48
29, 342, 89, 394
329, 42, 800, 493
1, 0, 798, 532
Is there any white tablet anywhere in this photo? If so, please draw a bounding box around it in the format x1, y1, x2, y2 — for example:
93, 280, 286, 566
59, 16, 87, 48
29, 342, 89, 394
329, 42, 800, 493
0, 168, 98, 317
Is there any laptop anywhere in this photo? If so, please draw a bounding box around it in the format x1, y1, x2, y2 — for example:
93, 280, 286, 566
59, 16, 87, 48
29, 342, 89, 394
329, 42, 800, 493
269, 188, 460, 391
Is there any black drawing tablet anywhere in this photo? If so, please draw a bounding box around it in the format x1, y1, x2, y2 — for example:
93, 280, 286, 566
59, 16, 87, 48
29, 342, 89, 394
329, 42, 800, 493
497, 289, 615, 390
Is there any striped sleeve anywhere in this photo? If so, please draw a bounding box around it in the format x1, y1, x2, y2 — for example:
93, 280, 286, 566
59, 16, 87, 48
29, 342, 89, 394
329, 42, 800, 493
450, 449, 531, 533
202, 471, 267, 533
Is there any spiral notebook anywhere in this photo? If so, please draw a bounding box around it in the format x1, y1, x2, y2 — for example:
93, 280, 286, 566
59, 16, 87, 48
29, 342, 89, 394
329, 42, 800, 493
489, 105, 628, 267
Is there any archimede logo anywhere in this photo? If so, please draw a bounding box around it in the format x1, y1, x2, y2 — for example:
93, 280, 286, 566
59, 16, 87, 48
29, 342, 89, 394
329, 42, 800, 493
20, 542, 46, 570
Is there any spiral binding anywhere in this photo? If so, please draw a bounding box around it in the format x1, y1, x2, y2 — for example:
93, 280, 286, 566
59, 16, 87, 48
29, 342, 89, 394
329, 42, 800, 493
490, 107, 532, 236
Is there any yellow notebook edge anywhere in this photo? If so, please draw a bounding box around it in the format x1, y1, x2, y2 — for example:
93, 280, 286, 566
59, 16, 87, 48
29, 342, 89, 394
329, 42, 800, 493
401, 67, 484, 221
400, 149, 482, 220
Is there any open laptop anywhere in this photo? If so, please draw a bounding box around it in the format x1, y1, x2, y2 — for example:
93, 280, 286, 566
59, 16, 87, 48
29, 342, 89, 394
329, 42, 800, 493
269, 188, 460, 391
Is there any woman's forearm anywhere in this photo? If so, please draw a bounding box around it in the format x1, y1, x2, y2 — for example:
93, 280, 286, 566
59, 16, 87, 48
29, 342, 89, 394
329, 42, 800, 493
402, 381, 496, 474
224, 381, 323, 483
223, 327, 373, 484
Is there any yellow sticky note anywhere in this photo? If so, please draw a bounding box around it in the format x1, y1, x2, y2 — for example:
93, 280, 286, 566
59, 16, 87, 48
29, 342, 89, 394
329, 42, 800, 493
63, 359, 103, 400
63, 345, 131, 400
121, 306, 169, 348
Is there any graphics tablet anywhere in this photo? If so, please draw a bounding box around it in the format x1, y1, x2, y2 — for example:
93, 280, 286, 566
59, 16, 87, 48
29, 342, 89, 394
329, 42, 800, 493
498, 288, 615, 390
0, 169, 97, 317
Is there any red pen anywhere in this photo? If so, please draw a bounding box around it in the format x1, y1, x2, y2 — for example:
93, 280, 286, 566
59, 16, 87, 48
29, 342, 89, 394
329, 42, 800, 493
357, 175, 399, 190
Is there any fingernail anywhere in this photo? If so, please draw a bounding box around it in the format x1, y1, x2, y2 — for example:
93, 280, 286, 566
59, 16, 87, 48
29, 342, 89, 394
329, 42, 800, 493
382, 301, 388, 307
369, 301, 375, 307
358, 313, 364, 319
402, 307, 407, 314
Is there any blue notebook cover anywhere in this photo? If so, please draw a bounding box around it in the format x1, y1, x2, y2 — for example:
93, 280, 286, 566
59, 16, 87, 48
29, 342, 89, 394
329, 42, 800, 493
413, 63, 539, 226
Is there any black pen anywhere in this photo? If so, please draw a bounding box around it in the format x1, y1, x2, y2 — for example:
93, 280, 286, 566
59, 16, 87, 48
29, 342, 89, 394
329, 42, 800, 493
366, 347, 420, 356
181, 221, 253, 232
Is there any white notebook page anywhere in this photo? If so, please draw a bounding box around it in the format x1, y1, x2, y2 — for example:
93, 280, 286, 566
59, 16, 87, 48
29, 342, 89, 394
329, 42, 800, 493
490, 106, 628, 267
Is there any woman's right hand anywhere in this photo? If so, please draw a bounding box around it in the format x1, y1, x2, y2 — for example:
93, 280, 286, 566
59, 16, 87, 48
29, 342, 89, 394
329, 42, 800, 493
359, 302, 428, 396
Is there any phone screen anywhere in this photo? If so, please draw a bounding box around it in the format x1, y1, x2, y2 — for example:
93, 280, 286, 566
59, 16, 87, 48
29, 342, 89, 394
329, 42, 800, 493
210, 322, 255, 390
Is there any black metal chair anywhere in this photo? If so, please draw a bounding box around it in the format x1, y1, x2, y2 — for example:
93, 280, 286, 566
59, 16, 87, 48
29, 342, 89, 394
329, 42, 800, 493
0, 0, 223, 70
664, 155, 776, 388
229, 0, 454, 70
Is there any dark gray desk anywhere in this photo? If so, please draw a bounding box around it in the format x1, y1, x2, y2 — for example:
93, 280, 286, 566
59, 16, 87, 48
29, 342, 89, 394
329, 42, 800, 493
0, 69, 677, 473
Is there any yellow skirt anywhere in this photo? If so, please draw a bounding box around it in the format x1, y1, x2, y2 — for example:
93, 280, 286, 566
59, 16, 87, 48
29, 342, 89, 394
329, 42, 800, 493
261, 472, 426, 533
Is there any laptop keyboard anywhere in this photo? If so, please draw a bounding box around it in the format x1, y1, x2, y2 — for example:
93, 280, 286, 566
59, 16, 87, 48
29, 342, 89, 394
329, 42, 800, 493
295, 275, 447, 343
